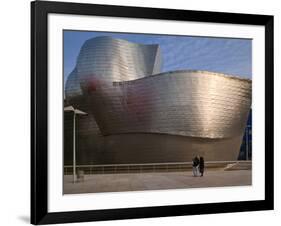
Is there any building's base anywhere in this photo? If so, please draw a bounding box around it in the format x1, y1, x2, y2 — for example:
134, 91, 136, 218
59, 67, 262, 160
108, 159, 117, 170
64, 132, 243, 165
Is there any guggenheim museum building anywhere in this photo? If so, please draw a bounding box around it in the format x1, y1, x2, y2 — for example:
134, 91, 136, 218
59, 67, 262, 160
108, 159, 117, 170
64, 36, 252, 165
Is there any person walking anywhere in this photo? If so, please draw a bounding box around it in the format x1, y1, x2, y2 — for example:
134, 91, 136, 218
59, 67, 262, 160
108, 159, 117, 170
199, 156, 205, 177
192, 156, 200, 177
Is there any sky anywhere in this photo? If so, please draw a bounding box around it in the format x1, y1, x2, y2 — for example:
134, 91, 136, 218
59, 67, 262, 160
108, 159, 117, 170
64, 30, 252, 82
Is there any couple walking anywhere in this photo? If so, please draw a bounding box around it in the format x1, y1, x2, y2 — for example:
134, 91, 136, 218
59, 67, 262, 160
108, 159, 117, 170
192, 156, 204, 177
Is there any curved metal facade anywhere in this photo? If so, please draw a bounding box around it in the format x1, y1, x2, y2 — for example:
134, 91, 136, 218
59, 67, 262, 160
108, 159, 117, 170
86, 70, 251, 139
65, 36, 252, 164
75, 36, 161, 83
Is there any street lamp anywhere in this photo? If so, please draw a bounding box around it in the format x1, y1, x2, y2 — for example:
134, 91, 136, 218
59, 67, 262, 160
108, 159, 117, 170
64, 106, 87, 183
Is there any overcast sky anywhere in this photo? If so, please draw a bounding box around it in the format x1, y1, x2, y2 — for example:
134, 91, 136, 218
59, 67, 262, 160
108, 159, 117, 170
64, 30, 252, 83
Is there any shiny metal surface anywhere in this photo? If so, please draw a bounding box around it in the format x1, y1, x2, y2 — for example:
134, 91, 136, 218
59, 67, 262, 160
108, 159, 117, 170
65, 36, 252, 164
86, 70, 251, 139
76, 36, 161, 83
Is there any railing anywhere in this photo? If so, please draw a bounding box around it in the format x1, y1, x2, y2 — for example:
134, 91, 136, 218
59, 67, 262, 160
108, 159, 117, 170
64, 161, 252, 175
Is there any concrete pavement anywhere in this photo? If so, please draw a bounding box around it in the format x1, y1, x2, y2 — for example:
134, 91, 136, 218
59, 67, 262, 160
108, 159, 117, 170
64, 169, 251, 194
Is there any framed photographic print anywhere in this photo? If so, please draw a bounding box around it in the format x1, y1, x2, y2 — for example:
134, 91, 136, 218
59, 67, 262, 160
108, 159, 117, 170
31, 0, 274, 224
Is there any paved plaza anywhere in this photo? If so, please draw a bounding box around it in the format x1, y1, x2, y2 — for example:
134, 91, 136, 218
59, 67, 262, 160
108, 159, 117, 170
64, 169, 252, 194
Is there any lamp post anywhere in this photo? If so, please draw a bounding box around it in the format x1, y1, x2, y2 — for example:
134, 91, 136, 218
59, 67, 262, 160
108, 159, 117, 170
245, 126, 248, 160
64, 106, 87, 183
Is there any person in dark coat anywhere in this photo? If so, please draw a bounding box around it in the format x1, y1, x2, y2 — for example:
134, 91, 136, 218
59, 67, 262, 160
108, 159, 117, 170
192, 156, 200, 177
199, 156, 205, 177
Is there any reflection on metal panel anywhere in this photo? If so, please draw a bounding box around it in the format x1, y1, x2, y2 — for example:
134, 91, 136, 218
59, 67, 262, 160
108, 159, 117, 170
65, 68, 82, 99
76, 36, 161, 82
86, 70, 251, 139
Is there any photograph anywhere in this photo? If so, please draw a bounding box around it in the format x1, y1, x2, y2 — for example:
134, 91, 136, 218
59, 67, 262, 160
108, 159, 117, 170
63, 30, 252, 194
30, 1, 273, 224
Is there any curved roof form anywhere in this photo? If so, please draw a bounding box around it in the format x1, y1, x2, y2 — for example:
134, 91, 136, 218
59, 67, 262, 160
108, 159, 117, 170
115, 69, 252, 84
88, 70, 251, 138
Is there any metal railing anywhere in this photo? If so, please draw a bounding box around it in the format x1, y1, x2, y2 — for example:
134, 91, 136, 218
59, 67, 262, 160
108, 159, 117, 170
64, 161, 252, 175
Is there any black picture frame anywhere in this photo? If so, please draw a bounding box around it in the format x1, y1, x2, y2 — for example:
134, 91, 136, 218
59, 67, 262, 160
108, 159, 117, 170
31, 0, 274, 224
